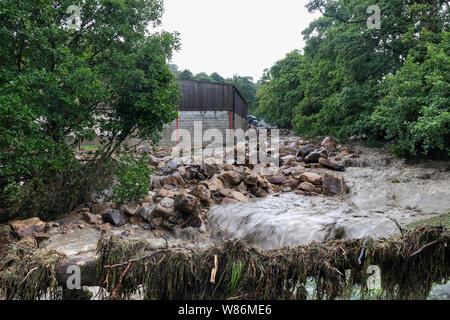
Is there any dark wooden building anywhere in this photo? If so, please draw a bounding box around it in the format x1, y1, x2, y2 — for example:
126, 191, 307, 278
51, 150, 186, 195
158, 80, 248, 147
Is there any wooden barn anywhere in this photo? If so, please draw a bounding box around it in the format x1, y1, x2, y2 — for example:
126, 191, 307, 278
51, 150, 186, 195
158, 79, 249, 147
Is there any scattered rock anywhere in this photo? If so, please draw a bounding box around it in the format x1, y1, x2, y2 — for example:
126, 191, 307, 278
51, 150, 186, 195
300, 172, 323, 185
152, 197, 176, 218
218, 171, 242, 187
269, 176, 289, 185
283, 165, 304, 176
190, 185, 212, 204
321, 136, 338, 153
9, 217, 46, 239
322, 173, 348, 196
82, 212, 98, 225
252, 188, 268, 197
166, 160, 179, 170
136, 206, 153, 222
299, 182, 316, 192
102, 210, 128, 226
243, 172, 259, 186
201, 176, 224, 192
319, 158, 345, 171
280, 155, 296, 166
305, 152, 321, 164
91, 203, 112, 215
174, 194, 199, 214
175, 227, 204, 241
99, 223, 113, 231
221, 197, 238, 205
120, 203, 139, 215
229, 191, 248, 202
297, 145, 314, 158
34, 232, 51, 241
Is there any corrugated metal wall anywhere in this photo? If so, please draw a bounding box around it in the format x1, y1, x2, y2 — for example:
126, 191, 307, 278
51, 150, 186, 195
178, 80, 248, 119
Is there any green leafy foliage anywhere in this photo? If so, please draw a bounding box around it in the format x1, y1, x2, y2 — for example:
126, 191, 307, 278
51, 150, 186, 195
111, 156, 154, 204
254, 0, 449, 158
371, 31, 450, 157
0, 0, 180, 220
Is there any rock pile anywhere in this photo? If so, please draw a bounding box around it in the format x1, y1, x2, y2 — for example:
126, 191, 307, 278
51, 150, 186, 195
1, 136, 361, 239
138, 136, 359, 229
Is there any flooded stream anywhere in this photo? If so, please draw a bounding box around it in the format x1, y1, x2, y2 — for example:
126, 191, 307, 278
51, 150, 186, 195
208, 146, 450, 249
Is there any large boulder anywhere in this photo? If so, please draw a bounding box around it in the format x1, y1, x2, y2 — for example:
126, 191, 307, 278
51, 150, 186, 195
201, 175, 224, 192
82, 212, 98, 225
102, 210, 128, 226
218, 171, 242, 187
174, 194, 199, 214
300, 172, 322, 185
152, 197, 176, 218
319, 158, 345, 171
322, 173, 348, 196
136, 205, 153, 222
9, 217, 46, 239
229, 191, 248, 202
321, 136, 338, 153
305, 152, 321, 164
297, 145, 314, 158
190, 185, 212, 205
268, 176, 289, 185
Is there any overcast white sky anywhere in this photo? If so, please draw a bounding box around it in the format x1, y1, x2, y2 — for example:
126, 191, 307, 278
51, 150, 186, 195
159, 0, 320, 81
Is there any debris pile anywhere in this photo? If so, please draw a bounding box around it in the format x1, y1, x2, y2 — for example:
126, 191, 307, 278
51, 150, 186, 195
94, 225, 449, 300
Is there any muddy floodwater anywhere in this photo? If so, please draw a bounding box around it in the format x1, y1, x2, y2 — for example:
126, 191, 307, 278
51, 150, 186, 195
44, 145, 450, 255
41, 144, 450, 300
209, 146, 450, 249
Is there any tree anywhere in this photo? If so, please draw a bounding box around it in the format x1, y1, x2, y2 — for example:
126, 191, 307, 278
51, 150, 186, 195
254, 51, 305, 127
194, 72, 213, 82
0, 0, 180, 220
228, 75, 258, 111
210, 72, 226, 83
178, 69, 194, 80
255, 0, 449, 157
371, 31, 450, 158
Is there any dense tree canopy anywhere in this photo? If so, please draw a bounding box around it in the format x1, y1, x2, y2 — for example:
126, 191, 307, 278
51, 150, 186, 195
0, 0, 180, 219
255, 0, 449, 158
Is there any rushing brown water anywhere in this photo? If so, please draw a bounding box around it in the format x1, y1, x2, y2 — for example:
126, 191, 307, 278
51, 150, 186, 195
208, 146, 450, 249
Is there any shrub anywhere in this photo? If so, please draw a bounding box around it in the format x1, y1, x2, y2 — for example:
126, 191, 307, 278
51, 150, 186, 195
111, 156, 154, 204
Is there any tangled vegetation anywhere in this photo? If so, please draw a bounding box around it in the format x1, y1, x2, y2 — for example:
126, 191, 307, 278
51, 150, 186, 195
96, 225, 449, 300
0, 236, 65, 300
0, 225, 448, 300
